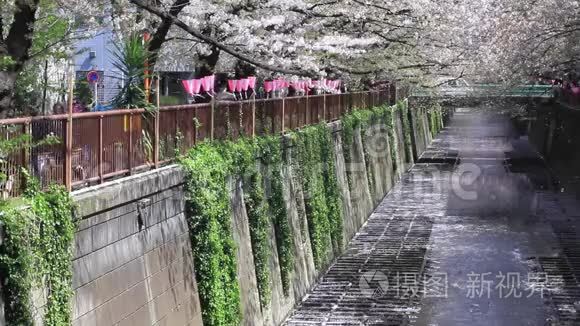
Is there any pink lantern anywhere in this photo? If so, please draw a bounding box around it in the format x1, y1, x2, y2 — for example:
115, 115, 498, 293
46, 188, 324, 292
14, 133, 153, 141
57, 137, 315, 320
248, 76, 257, 89
240, 79, 250, 91
192, 79, 202, 94
182, 79, 203, 95
201, 75, 214, 93
571, 87, 580, 95
228, 80, 238, 93
235, 80, 244, 92
182, 80, 193, 95
264, 81, 273, 93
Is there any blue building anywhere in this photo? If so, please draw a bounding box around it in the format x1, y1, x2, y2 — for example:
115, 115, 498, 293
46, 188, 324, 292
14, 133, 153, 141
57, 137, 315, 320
73, 29, 121, 106
73, 29, 193, 109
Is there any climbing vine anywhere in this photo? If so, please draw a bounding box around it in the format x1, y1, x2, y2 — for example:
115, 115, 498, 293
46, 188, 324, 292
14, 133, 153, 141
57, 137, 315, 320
257, 136, 294, 296
399, 100, 414, 163
293, 126, 330, 268
316, 127, 344, 253
179, 99, 420, 323
427, 103, 445, 137
243, 169, 272, 307
428, 108, 436, 137
221, 139, 272, 308
341, 108, 375, 189
181, 144, 241, 326
0, 174, 75, 326
182, 138, 277, 314
341, 104, 401, 190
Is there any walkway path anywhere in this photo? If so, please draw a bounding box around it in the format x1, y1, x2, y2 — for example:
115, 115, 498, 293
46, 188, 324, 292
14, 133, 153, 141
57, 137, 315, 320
283, 108, 580, 325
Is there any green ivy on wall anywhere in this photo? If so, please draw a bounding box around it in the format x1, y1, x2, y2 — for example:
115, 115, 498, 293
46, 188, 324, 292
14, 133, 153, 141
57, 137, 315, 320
181, 144, 241, 326
341, 104, 403, 192
0, 174, 75, 326
398, 101, 414, 163
221, 139, 272, 308
292, 125, 332, 268
341, 108, 375, 189
316, 127, 344, 253
182, 137, 294, 315
257, 136, 294, 296
179, 99, 421, 324
427, 105, 445, 138
428, 108, 436, 137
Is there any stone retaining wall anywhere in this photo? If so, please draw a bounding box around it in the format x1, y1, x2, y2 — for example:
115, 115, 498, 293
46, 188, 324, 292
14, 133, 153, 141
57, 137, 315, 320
69, 104, 439, 326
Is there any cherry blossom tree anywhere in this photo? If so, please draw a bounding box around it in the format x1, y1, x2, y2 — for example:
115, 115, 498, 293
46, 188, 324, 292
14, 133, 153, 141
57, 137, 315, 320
2, 0, 579, 116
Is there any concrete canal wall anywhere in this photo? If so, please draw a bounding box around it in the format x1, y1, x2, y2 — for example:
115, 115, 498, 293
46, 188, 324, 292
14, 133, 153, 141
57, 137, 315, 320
68, 102, 442, 326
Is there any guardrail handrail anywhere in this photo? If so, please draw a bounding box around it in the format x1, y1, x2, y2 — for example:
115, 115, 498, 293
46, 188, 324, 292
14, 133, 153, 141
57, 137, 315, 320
0, 87, 402, 197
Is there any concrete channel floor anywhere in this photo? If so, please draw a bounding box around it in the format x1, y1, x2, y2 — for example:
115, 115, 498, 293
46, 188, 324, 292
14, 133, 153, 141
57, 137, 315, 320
283, 108, 580, 326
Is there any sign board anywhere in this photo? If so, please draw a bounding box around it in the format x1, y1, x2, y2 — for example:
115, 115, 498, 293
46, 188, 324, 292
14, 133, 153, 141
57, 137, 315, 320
87, 70, 100, 84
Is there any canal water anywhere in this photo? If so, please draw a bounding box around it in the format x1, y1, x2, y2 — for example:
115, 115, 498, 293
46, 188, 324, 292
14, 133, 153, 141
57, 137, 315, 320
408, 105, 580, 326
414, 104, 580, 326
283, 102, 580, 326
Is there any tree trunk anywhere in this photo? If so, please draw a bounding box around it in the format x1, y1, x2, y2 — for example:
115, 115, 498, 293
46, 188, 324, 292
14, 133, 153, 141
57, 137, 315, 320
196, 47, 220, 76
0, 71, 18, 118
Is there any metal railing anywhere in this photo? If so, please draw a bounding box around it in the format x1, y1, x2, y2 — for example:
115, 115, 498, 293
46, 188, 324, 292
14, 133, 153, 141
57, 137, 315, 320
0, 87, 399, 197
412, 84, 554, 98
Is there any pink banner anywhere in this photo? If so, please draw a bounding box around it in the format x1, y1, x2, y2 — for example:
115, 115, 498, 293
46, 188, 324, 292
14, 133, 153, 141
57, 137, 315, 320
201, 75, 215, 93
182, 79, 203, 95
264, 81, 273, 93
228, 79, 238, 93
182, 80, 193, 95
248, 76, 256, 89
201, 76, 211, 92
192, 79, 202, 94
240, 79, 250, 91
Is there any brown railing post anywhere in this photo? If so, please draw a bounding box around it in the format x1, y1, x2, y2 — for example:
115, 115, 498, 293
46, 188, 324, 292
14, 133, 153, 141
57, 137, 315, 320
174, 105, 179, 153
128, 112, 133, 175
236, 102, 241, 137
210, 98, 215, 140
154, 78, 160, 168
22, 123, 29, 167
98, 115, 104, 184
281, 97, 285, 133
306, 93, 310, 125
323, 93, 327, 121
21, 123, 30, 187
65, 72, 74, 192
252, 94, 256, 137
